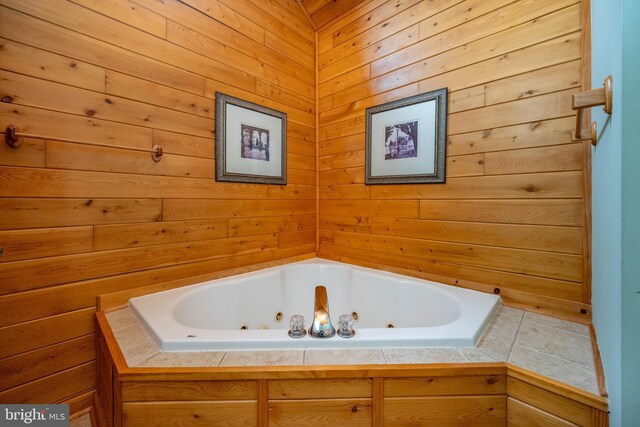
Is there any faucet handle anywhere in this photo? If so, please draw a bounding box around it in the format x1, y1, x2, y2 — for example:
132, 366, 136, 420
288, 314, 306, 338
337, 314, 355, 338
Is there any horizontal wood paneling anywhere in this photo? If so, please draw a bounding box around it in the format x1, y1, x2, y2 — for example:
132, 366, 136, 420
0, 0, 314, 404
384, 396, 507, 425
508, 397, 578, 426
269, 398, 373, 426
269, 379, 372, 400
122, 401, 258, 425
0, 335, 95, 392
122, 381, 257, 402
318, 0, 589, 318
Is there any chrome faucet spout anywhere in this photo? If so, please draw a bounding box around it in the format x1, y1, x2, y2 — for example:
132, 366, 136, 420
309, 285, 336, 338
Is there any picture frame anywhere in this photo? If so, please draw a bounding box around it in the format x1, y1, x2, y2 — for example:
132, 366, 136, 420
365, 88, 448, 184
215, 93, 287, 185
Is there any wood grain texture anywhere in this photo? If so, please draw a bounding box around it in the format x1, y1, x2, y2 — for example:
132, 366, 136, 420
122, 401, 258, 426
508, 397, 578, 426
383, 395, 507, 425
300, 0, 369, 29
269, 379, 372, 400
0, 0, 315, 405
122, 381, 257, 402
318, 0, 590, 318
269, 398, 373, 426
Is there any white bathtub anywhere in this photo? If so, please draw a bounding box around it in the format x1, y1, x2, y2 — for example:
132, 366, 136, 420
129, 259, 500, 351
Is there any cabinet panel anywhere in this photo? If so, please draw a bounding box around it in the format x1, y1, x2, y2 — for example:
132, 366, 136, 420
122, 401, 257, 426
385, 375, 505, 397
269, 379, 372, 399
268, 398, 372, 426
384, 395, 507, 426
122, 380, 257, 402
508, 398, 577, 426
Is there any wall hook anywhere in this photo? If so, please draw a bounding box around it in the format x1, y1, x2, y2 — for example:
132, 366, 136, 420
572, 75, 613, 146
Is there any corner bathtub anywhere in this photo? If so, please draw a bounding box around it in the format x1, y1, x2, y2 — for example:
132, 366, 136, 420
129, 259, 500, 351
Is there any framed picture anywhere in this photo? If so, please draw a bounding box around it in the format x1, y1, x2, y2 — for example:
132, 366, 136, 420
365, 88, 447, 184
215, 93, 286, 185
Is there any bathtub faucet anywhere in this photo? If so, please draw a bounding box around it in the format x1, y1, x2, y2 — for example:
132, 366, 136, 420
309, 285, 336, 338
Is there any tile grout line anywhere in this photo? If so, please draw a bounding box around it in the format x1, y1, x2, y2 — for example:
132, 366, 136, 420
526, 317, 591, 338
505, 311, 527, 362
512, 344, 600, 374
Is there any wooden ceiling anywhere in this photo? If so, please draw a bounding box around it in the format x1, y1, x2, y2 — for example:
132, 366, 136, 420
297, 0, 369, 29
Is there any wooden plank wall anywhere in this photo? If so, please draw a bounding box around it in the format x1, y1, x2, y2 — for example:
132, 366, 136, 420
317, 0, 591, 320
0, 0, 315, 404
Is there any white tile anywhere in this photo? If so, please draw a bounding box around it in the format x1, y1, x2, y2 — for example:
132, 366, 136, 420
524, 312, 590, 336
515, 320, 595, 369
127, 349, 161, 367
458, 347, 497, 363
220, 350, 303, 367
105, 307, 137, 332
382, 348, 467, 364
498, 305, 525, 320
304, 348, 386, 365
508, 345, 599, 395
113, 323, 160, 361
477, 336, 512, 362
135, 351, 226, 367
484, 314, 521, 342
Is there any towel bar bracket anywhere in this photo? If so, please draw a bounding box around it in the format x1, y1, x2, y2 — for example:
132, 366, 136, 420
572, 75, 613, 146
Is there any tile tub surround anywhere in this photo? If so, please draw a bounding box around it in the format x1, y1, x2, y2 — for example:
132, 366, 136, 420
105, 304, 600, 396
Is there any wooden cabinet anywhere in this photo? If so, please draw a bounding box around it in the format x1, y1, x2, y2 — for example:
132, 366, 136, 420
269, 398, 372, 426
508, 398, 577, 426
122, 401, 257, 426
384, 396, 506, 426
268, 379, 372, 426
96, 315, 608, 427
384, 376, 507, 426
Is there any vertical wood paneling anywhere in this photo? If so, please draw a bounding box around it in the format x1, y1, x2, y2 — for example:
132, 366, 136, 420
0, 0, 314, 405
317, 0, 590, 320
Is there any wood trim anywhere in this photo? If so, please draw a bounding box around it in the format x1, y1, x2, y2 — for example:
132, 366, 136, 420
92, 391, 108, 427
295, 0, 318, 31
258, 379, 269, 426
507, 364, 608, 411
581, 0, 593, 305
592, 408, 610, 427
65, 390, 96, 417
589, 324, 608, 398
315, 0, 373, 32
95, 312, 128, 372
316, 30, 320, 253
372, 378, 383, 427
115, 364, 507, 381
